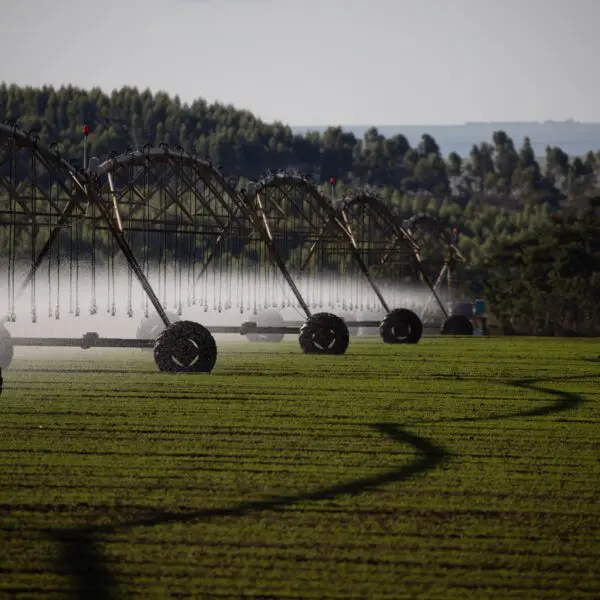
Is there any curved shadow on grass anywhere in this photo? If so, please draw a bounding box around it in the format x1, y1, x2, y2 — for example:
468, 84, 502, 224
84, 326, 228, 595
507, 374, 590, 418
48, 423, 448, 599
43, 372, 592, 598
415, 374, 592, 424
52, 532, 117, 600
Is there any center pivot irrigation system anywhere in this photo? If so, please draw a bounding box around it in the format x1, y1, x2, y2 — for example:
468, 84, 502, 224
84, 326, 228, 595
0, 122, 472, 373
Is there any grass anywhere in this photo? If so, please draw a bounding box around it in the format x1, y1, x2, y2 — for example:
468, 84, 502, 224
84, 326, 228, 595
0, 336, 599, 599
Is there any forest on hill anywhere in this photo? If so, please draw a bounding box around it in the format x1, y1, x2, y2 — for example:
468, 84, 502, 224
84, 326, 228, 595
1, 83, 599, 336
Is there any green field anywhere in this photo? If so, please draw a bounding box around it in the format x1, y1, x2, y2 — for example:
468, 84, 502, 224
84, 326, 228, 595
0, 337, 599, 599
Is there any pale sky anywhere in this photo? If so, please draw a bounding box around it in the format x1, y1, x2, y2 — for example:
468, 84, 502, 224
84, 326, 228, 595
1, 0, 598, 126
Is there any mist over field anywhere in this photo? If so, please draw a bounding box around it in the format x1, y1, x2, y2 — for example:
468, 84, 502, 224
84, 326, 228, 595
0, 263, 440, 341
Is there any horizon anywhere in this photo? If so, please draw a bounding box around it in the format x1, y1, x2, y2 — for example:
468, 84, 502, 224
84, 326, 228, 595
292, 119, 600, 128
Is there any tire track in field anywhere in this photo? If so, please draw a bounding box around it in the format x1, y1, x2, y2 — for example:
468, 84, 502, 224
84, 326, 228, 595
46, 423, 448, 600
45, 371, 592, 598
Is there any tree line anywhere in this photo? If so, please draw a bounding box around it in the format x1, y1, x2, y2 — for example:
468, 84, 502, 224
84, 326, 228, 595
1, 83, 599, 336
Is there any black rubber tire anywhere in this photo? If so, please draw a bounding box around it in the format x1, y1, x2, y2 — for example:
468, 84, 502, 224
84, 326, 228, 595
0, 325, 14, 370
153, 320, 217, 373
441, 314, 474, 336
137, 311, 180, 350
246, 309, 285, 343
299, 312, 349, 355
379, 308, 423, 344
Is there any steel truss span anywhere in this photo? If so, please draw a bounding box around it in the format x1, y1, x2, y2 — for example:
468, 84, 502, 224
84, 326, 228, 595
0, 124, 470, 374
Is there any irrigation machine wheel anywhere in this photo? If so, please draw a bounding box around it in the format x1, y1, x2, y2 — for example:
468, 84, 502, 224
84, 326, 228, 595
246, 309, 285, 343
299, 312, 350, 355
441, 314, 474, 336
153, 320, 217, 373
379, 308, 423, 344
0, 325, 14, 370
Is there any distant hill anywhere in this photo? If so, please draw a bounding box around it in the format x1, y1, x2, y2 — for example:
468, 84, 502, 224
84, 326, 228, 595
290, 121, 600, 158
